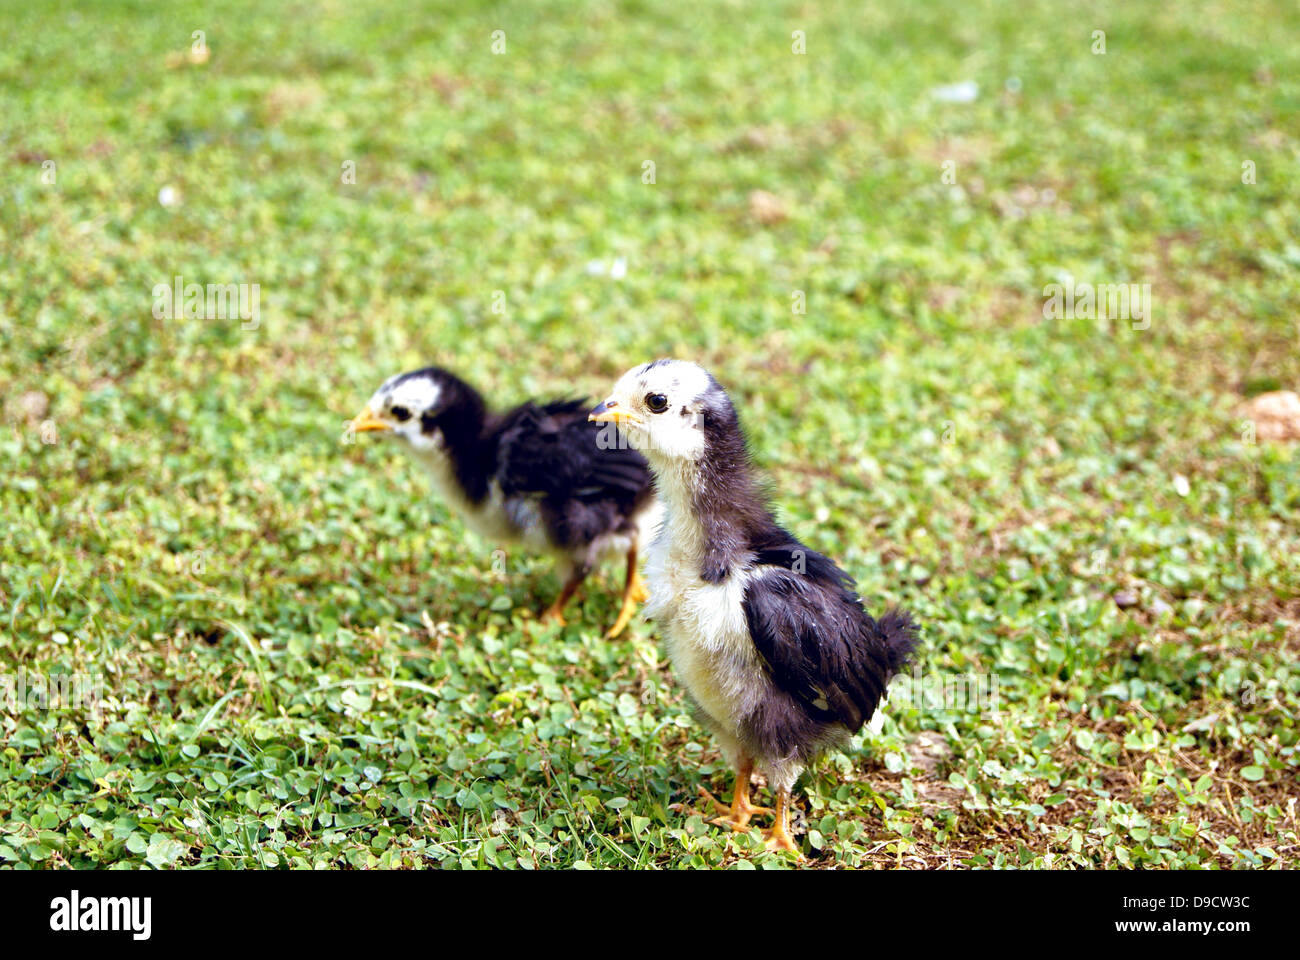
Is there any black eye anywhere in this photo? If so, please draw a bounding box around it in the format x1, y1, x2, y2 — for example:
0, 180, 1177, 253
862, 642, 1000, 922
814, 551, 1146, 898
645, 393, 669, 413
390, 405, 412, 422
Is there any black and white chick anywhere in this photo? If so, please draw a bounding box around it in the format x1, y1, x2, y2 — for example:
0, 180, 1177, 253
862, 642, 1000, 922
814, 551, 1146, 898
589, 359, 919, 854
351, 367, 661, 638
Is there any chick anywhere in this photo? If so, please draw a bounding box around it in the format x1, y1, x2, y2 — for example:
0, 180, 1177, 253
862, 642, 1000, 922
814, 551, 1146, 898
590, 359, 918, 852
353, 367, 660, 637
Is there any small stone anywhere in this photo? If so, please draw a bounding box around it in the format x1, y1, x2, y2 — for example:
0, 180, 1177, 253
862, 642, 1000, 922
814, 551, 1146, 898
19, 391, 49, 422
931, 80, 979, 103
748, 189, 787, 225
1113, 590, 1139, 609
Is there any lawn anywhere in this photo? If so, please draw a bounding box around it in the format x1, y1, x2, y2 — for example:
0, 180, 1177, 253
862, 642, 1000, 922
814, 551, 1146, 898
1, 0, 1298, 869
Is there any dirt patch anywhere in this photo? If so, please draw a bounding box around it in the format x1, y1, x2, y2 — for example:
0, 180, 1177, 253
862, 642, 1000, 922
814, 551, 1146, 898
1239, 390, 1300, 442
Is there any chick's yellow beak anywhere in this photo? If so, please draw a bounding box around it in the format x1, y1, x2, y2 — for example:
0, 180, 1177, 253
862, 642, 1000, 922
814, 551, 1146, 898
588, 399, 642, 425
351, 405, 392, 433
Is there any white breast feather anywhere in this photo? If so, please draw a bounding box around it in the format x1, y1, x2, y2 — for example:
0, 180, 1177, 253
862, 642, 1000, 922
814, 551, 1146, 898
406, 443, 521, 545
644, 470, 769, 735
405, 441, 661, 563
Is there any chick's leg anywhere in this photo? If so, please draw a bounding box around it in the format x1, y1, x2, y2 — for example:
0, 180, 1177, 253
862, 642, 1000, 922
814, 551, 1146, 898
628, 565, 649, 604
540, 565, 587, 627
762, 788, 802, 857
604, 544, 647, 639
700, 757, 773, 831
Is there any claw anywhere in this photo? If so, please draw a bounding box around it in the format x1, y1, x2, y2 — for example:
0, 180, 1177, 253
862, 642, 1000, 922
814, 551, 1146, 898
763, 788, 804, 858
698, 767, 773, 832
762, 825, 804, 857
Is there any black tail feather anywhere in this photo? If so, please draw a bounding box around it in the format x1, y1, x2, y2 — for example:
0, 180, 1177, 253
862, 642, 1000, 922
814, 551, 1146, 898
877, 607, 920, 679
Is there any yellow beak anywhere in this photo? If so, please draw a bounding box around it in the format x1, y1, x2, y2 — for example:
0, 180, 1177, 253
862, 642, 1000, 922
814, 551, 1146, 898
351, 405, 392, 433
588, 399, 643, 425
587, 398, 642, 424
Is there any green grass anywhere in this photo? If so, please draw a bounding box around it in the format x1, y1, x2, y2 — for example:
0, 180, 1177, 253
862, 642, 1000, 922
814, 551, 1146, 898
2, 0, 1298, 869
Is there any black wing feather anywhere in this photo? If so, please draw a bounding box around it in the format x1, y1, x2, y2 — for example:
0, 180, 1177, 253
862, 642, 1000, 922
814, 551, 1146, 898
494, 397, 650, 502
743, 542, 918, 733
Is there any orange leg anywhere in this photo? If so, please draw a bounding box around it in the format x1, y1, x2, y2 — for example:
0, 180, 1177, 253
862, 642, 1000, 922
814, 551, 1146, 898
699, 757, 773, 831
540, 568, 586, 627
762, 787, 803, 857
604, 545, 648, 639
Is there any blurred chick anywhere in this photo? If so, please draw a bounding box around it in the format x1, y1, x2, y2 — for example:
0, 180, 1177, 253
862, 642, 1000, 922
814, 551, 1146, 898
352, 367, 660, 637
590, 359, 919, 854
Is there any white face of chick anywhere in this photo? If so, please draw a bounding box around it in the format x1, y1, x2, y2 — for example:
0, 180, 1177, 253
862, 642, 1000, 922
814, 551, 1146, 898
353, 372, 445, 454
591, 360, 714, 463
